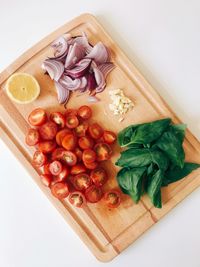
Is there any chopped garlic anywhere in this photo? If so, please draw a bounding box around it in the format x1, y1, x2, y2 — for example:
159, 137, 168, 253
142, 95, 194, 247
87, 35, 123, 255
108, 88, 134, 118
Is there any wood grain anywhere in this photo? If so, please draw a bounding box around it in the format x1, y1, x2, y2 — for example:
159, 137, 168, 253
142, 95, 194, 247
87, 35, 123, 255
0, 13, 200, 262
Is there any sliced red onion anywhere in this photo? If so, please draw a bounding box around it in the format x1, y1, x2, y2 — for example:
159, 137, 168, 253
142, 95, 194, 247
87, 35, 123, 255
59, 75, 82, 91
42, 59, 64, 81
54, 81, 70, 104
65, 43, 86, 69
93, 67, 106, 93
78, 77, 88, 93
65, 58, 91, 78
87, 96, 100, 103
70, 32, 93, 54
80, 76, 87, 88
86, 42, 109, 64
86, 72, 97, 91
98, 62, 115, 78
50, 36, 70, 60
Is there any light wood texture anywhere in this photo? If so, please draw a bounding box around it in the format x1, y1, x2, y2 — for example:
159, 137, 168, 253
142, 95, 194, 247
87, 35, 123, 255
0, 13, 200, 262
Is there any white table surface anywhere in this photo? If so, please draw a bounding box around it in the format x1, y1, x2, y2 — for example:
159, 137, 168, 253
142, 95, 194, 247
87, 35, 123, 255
1, 1, 200, 266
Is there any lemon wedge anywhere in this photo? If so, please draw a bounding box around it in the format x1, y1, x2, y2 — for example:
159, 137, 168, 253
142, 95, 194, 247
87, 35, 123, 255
6, 73, 40, 104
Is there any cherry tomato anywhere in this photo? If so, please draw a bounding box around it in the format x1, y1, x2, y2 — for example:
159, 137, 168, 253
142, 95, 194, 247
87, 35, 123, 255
94, 143, 112, 161
65, 109, 77, 117
56, 129, 70, 146
68, 191, 86, 208
78, 136, 94, 150
38, 141, 56, 154
90, 167, 107, 187
39, 121, 58, 140
74, 121, 88, 137
72, 173, 92, 191
25, 128, 40, 146
85, 185, 103, 203
40, 174, 52, 187
62, 133, 77, 151
51, 182, 69, 199
71, 164, 86, 175
51, 166, 69, 184
83, 161, 98, 170
32, 151, 47, 167
95, 136, 105, 143
103, 131, 116, 144
60, 151, 77, 166
66, 115, 79, 129
56, 166, 69, 181
104, 190, 121, 208
28, 108, 47, 126
78, 105, 92, 120
88, 123, 103, 139
49, 160, 63, 176
82, 149, 96, 163
51, 147, 65, 160
50, 112, 66, 128
74, 147, 83, 162
43, 163, 51, 175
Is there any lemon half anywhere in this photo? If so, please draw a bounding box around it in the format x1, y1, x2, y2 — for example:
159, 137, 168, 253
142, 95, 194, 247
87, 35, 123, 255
6, 73, 40, 104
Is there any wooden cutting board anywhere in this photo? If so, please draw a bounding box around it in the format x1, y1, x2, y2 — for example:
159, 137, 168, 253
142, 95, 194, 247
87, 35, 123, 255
0, 13, 200, 262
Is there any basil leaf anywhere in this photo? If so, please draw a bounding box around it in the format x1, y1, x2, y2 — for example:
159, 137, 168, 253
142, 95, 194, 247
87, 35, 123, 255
147, 169, 163, 208
150, 149, 169, 171
117, 125, 138, 147
163, 162, 200, 186
115, 148, 152, 167
156, 131, 185, 168
117, 167, 146, 203
170, 124, 186, 144
117, 118, 171, 147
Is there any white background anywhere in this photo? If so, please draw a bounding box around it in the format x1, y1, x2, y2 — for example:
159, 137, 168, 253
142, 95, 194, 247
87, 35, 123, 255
0, 1, 200, 266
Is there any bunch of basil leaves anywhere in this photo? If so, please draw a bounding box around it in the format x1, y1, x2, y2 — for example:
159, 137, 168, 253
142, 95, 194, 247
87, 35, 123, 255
116, 118, 200, 208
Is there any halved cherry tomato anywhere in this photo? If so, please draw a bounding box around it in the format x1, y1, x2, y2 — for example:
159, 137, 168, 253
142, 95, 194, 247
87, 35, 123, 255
72, 173, 92, 191
74, 121, 88, 137
66, 115, 79, 129
38, 141, 56, 154
71, 164, 86, 175
51, 182, 69, 199
51, 147, 65, 160
85, 185, 103, 203
56, 129, 70, 146
51, 166, 69, 184
103, 131, 116, 144
82, 149, 96, 163
74, 147, 83, 162
78, 105, 92, 120
57, 166, 69, 180
104, 190, 121, 208
25, 128, 40, 146
32, 151, 47, 167
65, 109, 77, 117
88, 123, 104, 139
40, 174, 52, 187
62, 133, 77, 151
83, 161, 98, 170
94, 143, 112, 161
39, 121, 58, 140
28, 108, 47, 126
68, 191, 86, 208
60, 151, 77, 166
78, 136, 94, 150
95, 136, 105, 143
43, 163, 51, 175
49, 160, 63, 176
90, 167, 107, 187
50, 112, 65, 128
